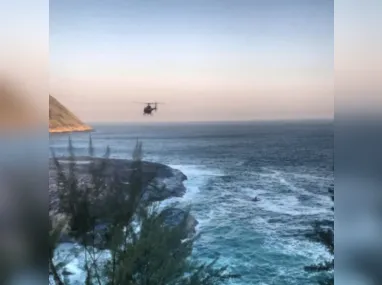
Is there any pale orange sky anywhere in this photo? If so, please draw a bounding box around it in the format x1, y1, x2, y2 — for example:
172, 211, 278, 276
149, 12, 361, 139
51, 73, 333, 122
1, 1, 381, 124
50, 0, 334, 123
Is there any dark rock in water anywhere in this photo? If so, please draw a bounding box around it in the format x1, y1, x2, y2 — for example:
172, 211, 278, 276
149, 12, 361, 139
251, 196, 260, 202
68, 208, 199, 250
160, 208, 199, 236
50, 156, 196, 248
58, 232, 76, 244
75, 223, 111, 250
49, 156, 187, 214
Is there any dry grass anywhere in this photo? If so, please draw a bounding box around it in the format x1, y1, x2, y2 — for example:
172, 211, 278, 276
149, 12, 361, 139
49, 95, 92, 133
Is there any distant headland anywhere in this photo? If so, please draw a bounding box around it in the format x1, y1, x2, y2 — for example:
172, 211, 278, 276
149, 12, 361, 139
49, 95, 93, 133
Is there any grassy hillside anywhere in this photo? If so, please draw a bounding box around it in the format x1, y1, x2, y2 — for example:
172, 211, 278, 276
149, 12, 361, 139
49, 95, 92, 133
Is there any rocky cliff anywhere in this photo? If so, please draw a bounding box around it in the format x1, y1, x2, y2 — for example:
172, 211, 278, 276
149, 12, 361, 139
49, 157, 195, 247
49, 95, 93, 133
49, 157, 188, 212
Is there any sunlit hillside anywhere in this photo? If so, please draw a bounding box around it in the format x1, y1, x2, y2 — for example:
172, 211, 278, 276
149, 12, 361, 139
49, 95, 92, 133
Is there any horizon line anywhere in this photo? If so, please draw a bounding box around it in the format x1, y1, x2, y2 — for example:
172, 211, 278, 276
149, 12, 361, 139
86, 118, 334, 125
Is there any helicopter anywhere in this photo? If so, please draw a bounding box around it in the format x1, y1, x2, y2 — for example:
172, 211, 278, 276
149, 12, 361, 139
134, 102, 164, 116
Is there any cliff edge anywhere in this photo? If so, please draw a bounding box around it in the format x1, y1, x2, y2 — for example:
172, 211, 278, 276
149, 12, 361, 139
49, 156, 188, 213
49, 95, 93, 133
49, 157, 196, 247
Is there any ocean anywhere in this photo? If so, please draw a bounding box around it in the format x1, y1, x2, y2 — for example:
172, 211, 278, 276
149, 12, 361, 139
49, 121, 334, 285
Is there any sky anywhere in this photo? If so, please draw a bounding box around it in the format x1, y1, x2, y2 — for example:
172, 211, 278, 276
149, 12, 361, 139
50, 0, 334, 122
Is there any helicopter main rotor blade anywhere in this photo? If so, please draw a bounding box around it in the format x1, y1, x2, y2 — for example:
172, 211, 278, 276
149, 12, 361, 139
132, 101, 164, 103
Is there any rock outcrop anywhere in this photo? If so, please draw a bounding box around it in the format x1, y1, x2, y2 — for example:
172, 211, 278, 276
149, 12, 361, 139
49, 157, 193, 247
49, 157, 187, 212
49, 95, 93, 133
160, 208, 199, 235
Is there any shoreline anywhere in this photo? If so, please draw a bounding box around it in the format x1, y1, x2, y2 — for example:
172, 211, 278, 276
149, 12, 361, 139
49, 126, 93, 134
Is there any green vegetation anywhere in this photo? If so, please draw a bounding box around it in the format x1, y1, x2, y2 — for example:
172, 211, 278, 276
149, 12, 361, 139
49, 137, 239, 285
49, 136, 334, 284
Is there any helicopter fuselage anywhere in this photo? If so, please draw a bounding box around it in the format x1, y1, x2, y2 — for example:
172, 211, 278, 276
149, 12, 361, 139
143, 104, 156, 115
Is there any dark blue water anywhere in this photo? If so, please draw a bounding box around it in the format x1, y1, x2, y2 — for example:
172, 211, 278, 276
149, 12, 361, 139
50, 121, 334, 285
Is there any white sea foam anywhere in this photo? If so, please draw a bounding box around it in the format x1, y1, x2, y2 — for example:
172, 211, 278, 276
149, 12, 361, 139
257, 195, 330, 216
175, 165, 333, 285
165, 164, 224, 204
254, 169, 332, 217
266, 236, 331, 263
50, 124, 334, 285
53, 243, 111, 284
